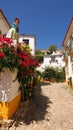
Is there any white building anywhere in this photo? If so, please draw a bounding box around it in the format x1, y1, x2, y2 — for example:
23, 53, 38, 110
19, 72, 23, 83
37, 51, 65, 72
62, 17, 73, 87
19, 34, 36, 55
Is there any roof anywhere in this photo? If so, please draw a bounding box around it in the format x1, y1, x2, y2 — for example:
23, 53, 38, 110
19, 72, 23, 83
0, 8, 11, 28
19, 34, 36, 37
62, 17, 73, 46
38, 49, 47, 53
50, 51, 61, 56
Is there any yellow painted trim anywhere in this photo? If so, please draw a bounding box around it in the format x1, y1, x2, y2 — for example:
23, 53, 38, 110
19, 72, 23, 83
0, 93, 21, 119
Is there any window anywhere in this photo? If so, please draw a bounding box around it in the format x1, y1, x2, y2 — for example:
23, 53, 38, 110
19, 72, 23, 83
51, 57, 55, 62
22, 39, 29, 45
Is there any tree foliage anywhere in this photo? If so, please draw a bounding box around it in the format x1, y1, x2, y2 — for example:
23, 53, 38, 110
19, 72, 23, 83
35, 50, 45, 63
48, 44, 57, 54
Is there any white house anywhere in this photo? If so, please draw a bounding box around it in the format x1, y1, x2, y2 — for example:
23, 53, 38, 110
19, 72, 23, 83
37, 51, 65, 72
19, 34, 36, 55
62, 17, 73, 87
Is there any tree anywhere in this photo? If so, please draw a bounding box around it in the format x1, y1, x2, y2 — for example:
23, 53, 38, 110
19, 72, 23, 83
48, 44, 57, 54
35, 50, 45, 63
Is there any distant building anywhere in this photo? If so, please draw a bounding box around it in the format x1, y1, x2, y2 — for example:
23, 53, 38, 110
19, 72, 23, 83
37, 49, 47, 53
37, 51, 65, 72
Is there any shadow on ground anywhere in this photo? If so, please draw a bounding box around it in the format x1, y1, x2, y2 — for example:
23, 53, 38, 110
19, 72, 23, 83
11, 82, 52, 128
39, 81, 51, 86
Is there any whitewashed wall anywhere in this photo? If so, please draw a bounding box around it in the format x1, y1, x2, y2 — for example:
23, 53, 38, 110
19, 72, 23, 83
37, 52, 65, 72
66, 56, 73, 85
19, 35, 36, 56
0, 68, 19, 102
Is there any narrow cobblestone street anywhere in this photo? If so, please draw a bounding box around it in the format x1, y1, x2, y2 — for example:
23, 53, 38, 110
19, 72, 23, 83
1, 82, 73, 130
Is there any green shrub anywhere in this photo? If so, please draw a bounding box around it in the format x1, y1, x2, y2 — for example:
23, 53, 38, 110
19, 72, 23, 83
42, 67, 56, 80
55, 70, 65, 82
42, 67, 65, 82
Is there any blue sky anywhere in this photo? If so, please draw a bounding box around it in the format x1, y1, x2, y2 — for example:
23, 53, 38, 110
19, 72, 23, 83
0, 0, 73, 49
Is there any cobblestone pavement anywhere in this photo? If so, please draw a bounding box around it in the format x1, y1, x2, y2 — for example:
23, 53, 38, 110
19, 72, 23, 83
1, 82, 73, 130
